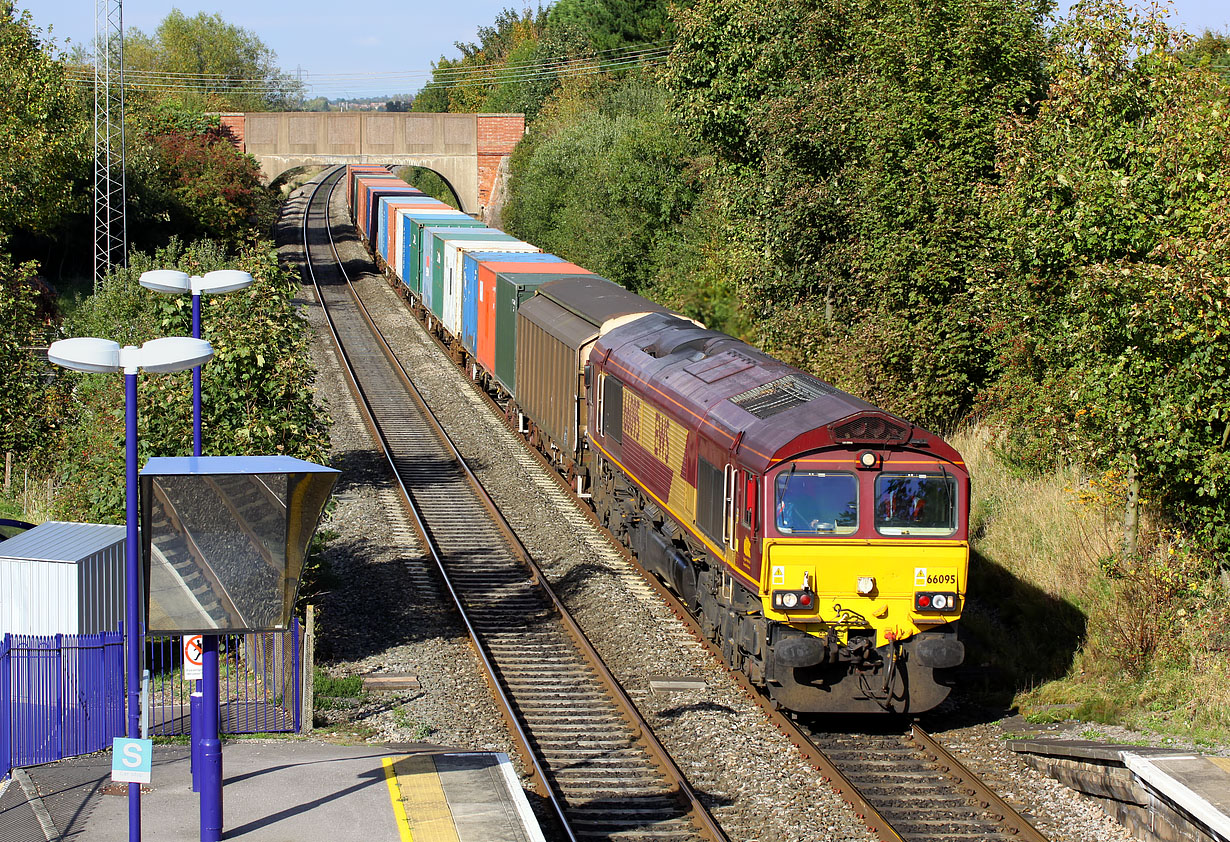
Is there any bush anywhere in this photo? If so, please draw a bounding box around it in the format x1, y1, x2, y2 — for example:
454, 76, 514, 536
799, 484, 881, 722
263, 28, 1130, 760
51, 239, 330, 523
979, 0, 1230, 550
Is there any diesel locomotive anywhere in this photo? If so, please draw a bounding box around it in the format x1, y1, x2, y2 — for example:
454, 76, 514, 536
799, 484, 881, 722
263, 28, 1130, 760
348, 166, 969, 714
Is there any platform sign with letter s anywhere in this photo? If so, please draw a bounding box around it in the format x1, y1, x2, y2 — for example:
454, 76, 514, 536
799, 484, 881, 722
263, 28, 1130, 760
112, 737, 153, 784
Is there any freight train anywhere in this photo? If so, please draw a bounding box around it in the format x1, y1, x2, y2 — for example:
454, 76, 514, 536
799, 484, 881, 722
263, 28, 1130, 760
346, 165, 969, 714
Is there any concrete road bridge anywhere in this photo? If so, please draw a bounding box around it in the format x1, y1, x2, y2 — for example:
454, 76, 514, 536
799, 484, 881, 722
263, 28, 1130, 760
219, 112, 525, 217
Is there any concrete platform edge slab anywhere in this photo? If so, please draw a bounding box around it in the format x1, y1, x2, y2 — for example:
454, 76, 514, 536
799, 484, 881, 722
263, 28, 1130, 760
492, 753, 546, 842
1123, 753, 1230, 839
433, 752, 545, 842
13, 768, 59, 842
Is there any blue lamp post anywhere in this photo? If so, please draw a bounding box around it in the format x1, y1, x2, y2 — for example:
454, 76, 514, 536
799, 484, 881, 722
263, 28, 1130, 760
47, 336, 215, 842
139, 268, 254, 842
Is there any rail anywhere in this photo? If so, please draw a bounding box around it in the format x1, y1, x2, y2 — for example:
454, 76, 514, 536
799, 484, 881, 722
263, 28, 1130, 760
299, 168, 728, 842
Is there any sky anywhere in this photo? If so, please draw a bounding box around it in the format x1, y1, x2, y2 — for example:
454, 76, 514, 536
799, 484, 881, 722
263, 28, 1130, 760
22, 0, 1230, 100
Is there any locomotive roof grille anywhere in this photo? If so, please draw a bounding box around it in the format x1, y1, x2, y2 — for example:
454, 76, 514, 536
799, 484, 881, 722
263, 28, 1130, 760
830, 413, 910, 444
729, 375, 837, 419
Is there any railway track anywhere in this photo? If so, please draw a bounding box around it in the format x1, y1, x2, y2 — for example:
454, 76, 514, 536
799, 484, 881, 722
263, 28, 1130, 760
332, 173, 1059, 842
802, 723, 1050, 842
299, 167, 727, 842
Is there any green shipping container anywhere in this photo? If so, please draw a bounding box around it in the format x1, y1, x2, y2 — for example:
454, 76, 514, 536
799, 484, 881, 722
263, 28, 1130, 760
407, 215, 482, 295
494, 272, 606, 395
428, 229, 514, 321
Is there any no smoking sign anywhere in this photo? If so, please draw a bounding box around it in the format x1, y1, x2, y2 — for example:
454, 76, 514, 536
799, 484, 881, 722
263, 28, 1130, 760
183, 634, 204, 680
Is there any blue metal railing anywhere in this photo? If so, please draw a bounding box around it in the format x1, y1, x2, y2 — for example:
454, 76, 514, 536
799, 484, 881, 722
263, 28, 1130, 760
0, 632, 125, 779
1, 635, 9, 780
146, 622, 301, 736
2, 623, 300, 780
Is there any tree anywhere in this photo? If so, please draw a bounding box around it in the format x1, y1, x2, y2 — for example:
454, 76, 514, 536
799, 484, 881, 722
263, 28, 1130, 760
505, 73, 700, 292
113, 101, 276, 252
0, 257, 55, 460
664, 0, 1048, 428
1181, 28, 1230, 71
124, 10, 303, 111
0, 2, 88, 246
412, 7, 600, 121
414, 8, 549, 115
547, 0, 675, 53
979, 0, 1230, 547
54, 240, 330, 522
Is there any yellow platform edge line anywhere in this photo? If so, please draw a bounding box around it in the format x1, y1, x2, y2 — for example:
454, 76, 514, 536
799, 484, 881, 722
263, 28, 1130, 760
382, 756, 415, 842
394, 755, 460, 842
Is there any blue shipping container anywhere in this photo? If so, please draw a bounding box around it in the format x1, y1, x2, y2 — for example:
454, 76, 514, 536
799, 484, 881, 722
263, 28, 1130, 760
398, 212, 480, 294
422, 227, 507, 319
462, 252, 568, 356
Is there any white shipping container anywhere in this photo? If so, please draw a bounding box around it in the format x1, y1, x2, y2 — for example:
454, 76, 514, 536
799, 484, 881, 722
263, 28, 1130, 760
0, 521, 126, 636
393, 207, 469, 286
443, 240, 539, 337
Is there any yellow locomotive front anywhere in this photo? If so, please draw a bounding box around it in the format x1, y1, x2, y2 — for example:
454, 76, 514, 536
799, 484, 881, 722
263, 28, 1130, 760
758, 446, 969, 713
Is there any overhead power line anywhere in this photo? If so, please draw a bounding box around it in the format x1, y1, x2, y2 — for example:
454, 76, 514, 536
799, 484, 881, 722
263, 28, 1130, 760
63, 41, 673, 97
64, 40, 672, 84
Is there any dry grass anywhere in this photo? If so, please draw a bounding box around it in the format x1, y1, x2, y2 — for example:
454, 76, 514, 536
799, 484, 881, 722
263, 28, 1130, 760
952, 426, 1118, 608
952, 425, 1230, 743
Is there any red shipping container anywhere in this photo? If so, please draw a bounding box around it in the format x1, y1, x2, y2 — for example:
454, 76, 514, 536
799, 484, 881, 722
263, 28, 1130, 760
476, 261, 593, 374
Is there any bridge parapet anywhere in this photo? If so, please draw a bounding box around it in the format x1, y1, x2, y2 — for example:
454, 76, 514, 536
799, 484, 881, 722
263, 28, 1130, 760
223, 112, 525, 216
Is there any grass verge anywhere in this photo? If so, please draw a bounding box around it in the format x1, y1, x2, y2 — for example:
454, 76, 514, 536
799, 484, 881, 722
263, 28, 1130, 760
952, 426, 1230, 743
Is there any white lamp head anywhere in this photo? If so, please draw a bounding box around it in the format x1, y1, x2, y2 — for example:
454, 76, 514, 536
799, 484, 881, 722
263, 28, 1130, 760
195, 270, 255, 295
47, 337, 122, 373
134, 337, 214, 373
139, 270, 192, 295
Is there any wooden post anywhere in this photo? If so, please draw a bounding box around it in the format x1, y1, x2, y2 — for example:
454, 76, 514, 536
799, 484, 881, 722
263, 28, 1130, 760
1123, 466, 1140, 560
302, 604, 315, 733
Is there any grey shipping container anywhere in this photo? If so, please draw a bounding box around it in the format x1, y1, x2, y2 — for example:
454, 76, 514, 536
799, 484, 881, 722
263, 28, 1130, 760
0, 521, 126, 635
515, 276, 673, 462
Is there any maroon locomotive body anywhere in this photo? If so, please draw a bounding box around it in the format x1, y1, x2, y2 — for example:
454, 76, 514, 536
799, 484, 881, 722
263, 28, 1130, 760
583, 312, 969, 713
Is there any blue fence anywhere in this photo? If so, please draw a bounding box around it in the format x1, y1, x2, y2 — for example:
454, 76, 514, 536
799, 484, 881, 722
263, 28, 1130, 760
147, 623, 301, 737
0, 632, 125, 780
1, 624, 301, 780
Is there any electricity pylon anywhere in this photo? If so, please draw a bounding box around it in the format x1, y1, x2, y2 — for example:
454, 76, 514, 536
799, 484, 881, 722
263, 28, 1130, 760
94, 0, 127, 291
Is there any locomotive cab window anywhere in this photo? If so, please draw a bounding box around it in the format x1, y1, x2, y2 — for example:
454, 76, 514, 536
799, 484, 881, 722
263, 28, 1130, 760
774, 471, 857, 535
874, 473, 956, 536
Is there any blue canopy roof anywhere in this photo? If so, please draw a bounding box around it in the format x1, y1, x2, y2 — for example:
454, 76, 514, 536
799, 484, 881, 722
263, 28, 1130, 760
141, 455, 338, 476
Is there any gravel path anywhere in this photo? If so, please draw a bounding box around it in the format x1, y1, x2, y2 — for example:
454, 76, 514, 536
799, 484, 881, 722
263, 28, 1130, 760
274, 173, 1157, 842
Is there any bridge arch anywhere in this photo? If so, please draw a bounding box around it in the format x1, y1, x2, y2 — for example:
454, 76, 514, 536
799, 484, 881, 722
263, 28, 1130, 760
221, 112, 524, 218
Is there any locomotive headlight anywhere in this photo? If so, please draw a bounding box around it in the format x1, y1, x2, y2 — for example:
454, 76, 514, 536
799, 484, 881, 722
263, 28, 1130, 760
858, 451, 879, 469
931, 593, 949, 610
856, 576, 876, 595
782, 592, 799, 608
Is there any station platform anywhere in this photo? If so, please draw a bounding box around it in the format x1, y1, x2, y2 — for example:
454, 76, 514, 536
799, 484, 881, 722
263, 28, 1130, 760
0, 741, 546, 842
1010, 737, 1230, 842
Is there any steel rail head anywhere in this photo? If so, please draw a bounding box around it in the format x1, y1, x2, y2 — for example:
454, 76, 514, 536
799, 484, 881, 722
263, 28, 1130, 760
910, 725, 1052, 842
305, 167, 729, 842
